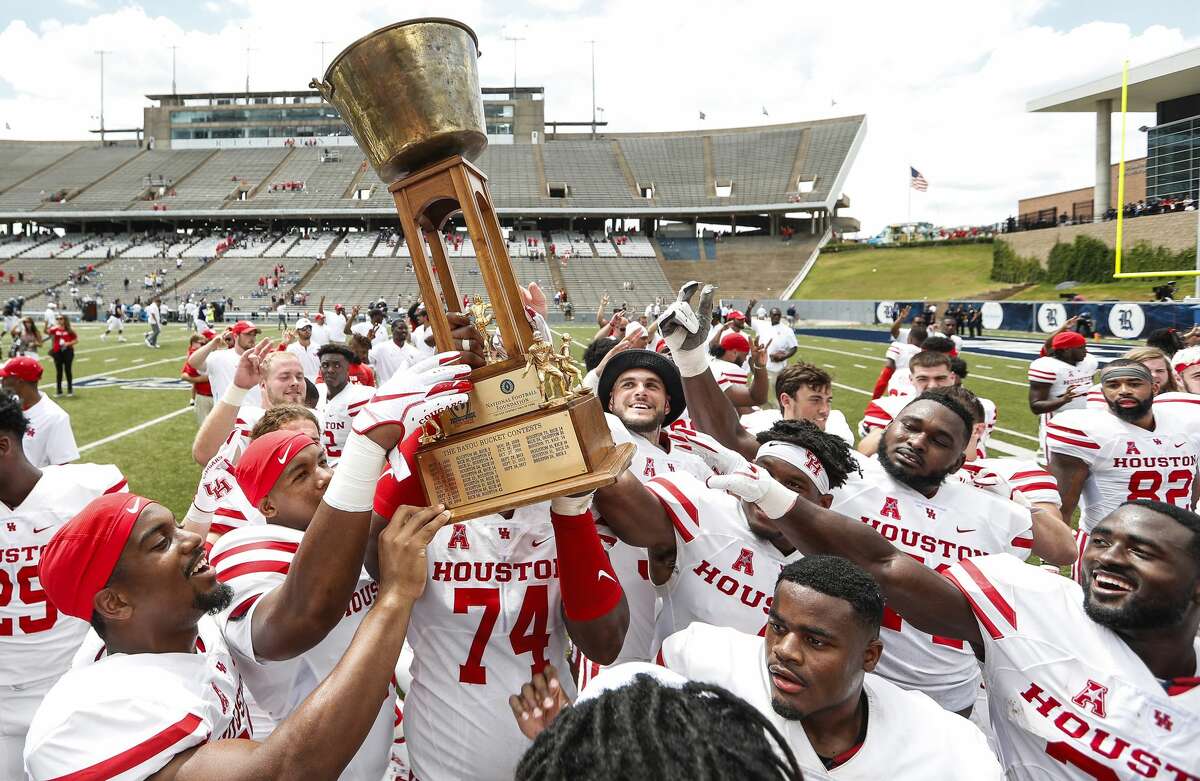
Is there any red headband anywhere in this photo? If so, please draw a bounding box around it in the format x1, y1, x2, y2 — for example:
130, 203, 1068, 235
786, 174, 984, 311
40, 493, 155, 621
234, 430, 318, 507
1051, 331, 1086, 350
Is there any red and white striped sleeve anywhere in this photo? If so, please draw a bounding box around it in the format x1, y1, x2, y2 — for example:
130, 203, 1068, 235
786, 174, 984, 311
644, 475, 704, 544
1006, 467, 1062, 507
211, 528, 299, 626
859, 400, 895, 435
885, 342, 902, 362
1084, 383, 1106, 409
24, 668, 212, 781
1044, 414, 1101, 465
710, 360, 748, 390
941, 553, 1023, 641
1027, 357, 1059, 386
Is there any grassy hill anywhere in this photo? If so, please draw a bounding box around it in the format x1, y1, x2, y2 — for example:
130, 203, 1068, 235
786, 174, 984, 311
1005, 279, 1168, 302
795, 243, 1009, 300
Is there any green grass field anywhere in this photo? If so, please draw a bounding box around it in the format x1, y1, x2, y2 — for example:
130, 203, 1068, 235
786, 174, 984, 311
794, 244, 1009, 301
33, 321, 1066, 518
1005, 279, 1169, 302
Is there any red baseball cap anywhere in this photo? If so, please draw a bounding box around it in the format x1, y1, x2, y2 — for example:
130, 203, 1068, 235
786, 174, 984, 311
234, 430, 318, 508
720, 331, 752, 353
229, 320, 259, 336
1051, 331, 1087, 350
726, 310, 746, 322
40, 493, 155, 621
0, 355, 42, 382
201, 328, 217, 340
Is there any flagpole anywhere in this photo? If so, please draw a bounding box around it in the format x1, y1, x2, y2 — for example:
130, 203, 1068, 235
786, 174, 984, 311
907, 168, 911, 222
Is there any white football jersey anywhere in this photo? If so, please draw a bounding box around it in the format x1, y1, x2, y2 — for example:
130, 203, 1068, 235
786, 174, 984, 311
0, 463, 126, 686
1046, 407, 1198, 533
285, 341, 320, 381
886, 341, 921, 370
646, 472, 799, 649
317, 383, 372, 466
1029, 354, 1098, 448
958, 458, 1061, 507
211, 525, 391, 781
206, 349, 263, 408
859, 394, 912, 438
368, 339, 420, 386
24, 616, 251, 781
1151, 392, 1200, 449
944, 553, 1200, 780
403, 504, 577, 781
711, 357, 750, 391
597, 415, 710, 665
661, 623, 1003, 780
184, 444, 261, 535
22, 394, 78, 467
830, 458, 1032, 711
974, 396, 998, 460
741, 408, 856, 446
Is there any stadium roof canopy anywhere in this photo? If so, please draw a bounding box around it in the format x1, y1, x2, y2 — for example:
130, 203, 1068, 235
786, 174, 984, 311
0, 116, 865, 225
1027, 46, 1200, 113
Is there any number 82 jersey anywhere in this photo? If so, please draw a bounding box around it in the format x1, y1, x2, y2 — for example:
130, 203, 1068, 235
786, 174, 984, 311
1045, 408, 1198, 534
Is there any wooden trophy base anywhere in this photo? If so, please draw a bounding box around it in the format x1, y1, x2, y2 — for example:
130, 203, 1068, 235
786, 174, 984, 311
415, 391, 634, 521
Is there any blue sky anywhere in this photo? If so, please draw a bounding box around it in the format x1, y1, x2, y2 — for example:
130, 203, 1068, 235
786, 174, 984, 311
0, 1, 1196, 231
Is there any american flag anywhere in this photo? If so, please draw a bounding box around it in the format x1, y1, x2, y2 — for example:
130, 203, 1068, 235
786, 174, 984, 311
910, 167, 928, 192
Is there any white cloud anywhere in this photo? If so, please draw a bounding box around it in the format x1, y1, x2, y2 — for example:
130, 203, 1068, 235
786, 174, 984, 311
203, 1, 223, 13
0, 0, 1192, 233
64, 0, 98, 9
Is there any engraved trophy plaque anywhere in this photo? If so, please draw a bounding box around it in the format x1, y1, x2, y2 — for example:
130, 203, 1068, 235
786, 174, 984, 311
313, 18, 633, 519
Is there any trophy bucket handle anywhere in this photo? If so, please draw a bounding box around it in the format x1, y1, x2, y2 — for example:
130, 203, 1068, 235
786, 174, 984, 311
308, 78, 334, 103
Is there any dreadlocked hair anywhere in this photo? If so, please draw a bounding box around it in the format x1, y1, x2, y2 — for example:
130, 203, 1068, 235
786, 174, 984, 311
756, 418, 860, 490
516, 674, 803, 781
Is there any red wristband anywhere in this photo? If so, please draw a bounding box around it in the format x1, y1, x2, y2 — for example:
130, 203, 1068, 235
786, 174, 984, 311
871, 365, 894, 399
551, 510, 623, 622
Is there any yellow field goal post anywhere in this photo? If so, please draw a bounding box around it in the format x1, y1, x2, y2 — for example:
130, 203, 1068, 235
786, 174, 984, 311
1112, 59, 1200, 283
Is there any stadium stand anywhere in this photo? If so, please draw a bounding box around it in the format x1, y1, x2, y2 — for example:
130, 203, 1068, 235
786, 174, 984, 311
229, 147, 367, 209
617, 136, 708, 203
175, 256, 314, 313
223, 232, 285, 258
285, 231, 338, 258
615, 233, 655, 258
130, 148, 289, 210
540, 141, 632, 206
334, 231, 379, 257
656, 234, 822, 299
0, 146, 141, 209
68, 149, 213, 209
557, 255, 673, 313
0, 234, 54, 259
182, 235, 228, 258
0, 142, 85, 193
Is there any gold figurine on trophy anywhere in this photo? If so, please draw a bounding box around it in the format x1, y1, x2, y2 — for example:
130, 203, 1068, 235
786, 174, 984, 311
556, 334, 584, 395
523, 332, 568, 403
467, 295, 495, 363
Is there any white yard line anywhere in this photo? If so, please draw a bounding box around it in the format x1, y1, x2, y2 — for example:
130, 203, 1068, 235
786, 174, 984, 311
78, 407, 193, 453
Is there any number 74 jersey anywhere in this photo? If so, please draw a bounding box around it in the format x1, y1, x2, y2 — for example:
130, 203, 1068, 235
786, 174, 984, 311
1045, 408, 1198, 534
402, 504, 576, 781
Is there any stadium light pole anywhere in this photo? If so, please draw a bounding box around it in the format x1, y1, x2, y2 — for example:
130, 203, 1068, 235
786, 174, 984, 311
95, 50, 109, 144
503, 35, 524, 93
170, 45, 178, 95
587, 39, 597, 139
316, 40, 330, 76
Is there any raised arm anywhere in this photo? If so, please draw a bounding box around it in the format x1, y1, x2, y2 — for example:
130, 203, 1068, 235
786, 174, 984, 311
673, 433, 984, 646
888, 305, 910, 340
344, 306, 359, 336
249, 358, 471, 662
191, 338, 273, 464
155, 504, 452, 781
185, 329, 227, 372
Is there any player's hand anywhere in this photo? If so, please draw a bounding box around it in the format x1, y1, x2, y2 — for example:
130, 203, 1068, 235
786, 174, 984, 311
232, 337, 273, 390
519, 282, 549, 320
897, 304, 911, 321
447, 311, 487, 368
706, 462, 798, 519
666, 425, 747, 475
508, 664, 570, 741
282, 329, 296, 345
750, 337, 767, 370
593, 333, 635, 377
747, 298, 758, 316
600, 293, 610, 308
351, 304, 361, 318
1057, 386, 1085, 402
656, 281, 715, 375
354, 353, 472, 470
1061, 316, 1080, 330
377, 504, 452, 602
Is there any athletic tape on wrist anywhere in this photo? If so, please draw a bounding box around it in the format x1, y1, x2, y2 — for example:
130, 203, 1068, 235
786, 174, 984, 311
757, 477, 799, 520
672, 346, 710, 378
551, 493, 594, 516
322, 433, 387, 512
220, 384, 249, 407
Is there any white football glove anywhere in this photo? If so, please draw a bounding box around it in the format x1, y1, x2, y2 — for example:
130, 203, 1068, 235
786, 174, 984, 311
654, 281, 716, 377
666, 425, 745, 476
706, 463, 798, 520
353, 352, 472, 474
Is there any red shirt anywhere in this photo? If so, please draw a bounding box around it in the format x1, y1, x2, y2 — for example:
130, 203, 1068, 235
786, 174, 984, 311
348, 363, 375, 387
184, 346, 213, 396
47, 325, 77, 353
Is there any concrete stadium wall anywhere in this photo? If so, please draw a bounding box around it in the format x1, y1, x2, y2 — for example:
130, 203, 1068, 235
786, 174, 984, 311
1003, 209, 1199, 264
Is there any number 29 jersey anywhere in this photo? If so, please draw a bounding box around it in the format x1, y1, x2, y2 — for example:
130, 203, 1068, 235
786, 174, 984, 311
0, 463, 126, 686
1045, 408, 1198, 533
375, 473, 574, 781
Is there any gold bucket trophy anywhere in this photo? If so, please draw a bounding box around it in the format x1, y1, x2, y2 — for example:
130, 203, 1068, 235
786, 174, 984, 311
313, 18, 633, 520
